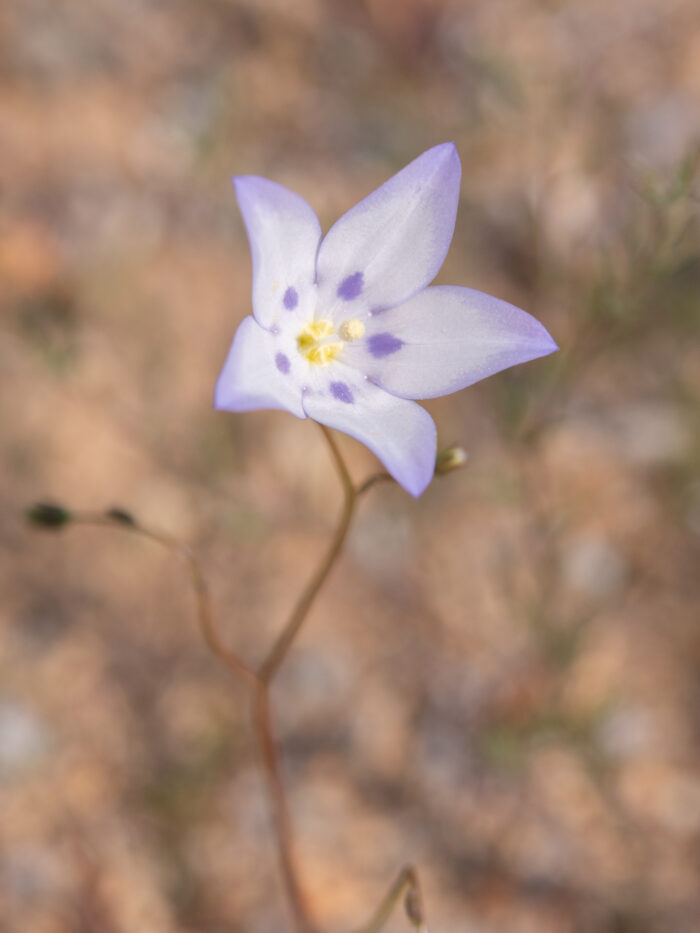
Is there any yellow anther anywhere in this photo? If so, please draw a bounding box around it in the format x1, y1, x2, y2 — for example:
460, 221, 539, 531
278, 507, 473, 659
307, 343, 342, 365
297, 319, 342, 366
297, 320, 333, 348
338, 318, 365, 341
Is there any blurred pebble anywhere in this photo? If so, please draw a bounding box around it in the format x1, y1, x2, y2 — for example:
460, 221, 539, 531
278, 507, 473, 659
611, 402, 691, 468
560, 532, 627, 599
620, 761, 700, 837
350, 509, 415, 583
276, 648, 352, 734
0, 700, 49, 779
415, 712, 473, 800
2, 844, 67, 901
350, 679, 411, 779
657, 772, 700, 836
542, 172, 601, 253
626, 94, 700, 170
595, 704, 655, 759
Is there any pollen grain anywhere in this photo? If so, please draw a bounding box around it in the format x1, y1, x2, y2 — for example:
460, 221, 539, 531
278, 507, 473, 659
339, 318, 365, 341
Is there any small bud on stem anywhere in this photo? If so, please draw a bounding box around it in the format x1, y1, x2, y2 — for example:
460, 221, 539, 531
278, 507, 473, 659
434, 446, 468, 476
26, 502, 72, 530
405, 888, 422, 925
106, 507, 137, 526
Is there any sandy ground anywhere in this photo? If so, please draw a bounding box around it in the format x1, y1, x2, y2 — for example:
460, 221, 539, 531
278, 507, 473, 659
1, 1, 700, 931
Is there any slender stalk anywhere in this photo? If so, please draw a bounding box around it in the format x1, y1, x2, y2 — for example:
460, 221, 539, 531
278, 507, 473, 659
69, 512, 257, 684
253, 680, 319, 932
356, 471, 394, 497
64, 425, 360, 933
251, 424, 358, 931
67, 512, 321, 932
258, 424, 357, 683
350, 865, 427, 933
31, 425, 429, 933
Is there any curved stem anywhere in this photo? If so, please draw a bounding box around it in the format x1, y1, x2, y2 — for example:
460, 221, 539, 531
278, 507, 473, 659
69, 511, 317, 930
33, 427, 421, 933
258, 424, 357, 683
253, 681, 319, 933
251, 424, 359, 930
350, 865, 427, 933
70, 512, 257, 684
356, 471, 394, 497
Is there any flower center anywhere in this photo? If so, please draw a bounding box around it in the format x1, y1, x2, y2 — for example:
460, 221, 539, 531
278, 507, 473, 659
297, 317, 365, 366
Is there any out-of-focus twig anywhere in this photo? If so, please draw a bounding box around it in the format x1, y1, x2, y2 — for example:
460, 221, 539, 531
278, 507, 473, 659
356, 471, 394, 496
350, 865, 428, 933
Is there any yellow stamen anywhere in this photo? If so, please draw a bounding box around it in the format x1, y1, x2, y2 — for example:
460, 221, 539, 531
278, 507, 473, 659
338, 318, 365, 341
297, 319, 342, 366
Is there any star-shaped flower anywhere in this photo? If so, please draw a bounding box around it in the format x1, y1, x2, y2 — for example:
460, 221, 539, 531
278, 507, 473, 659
215, 143, 557, 496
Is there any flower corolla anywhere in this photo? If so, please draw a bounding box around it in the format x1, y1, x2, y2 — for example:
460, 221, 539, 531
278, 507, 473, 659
216, 144, 557, 495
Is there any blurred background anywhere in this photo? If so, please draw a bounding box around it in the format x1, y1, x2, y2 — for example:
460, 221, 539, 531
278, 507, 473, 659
1, 1, 700, 931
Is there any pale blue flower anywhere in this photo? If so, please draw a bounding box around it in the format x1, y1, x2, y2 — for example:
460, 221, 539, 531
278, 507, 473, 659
215, 144, 557, 496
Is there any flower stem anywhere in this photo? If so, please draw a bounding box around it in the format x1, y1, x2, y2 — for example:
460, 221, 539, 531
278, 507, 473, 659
28, 425, 426, 933
356, 470, 394, 497
350, 865, 427, 933
66, 512, 258, 684
253, 680, 319, 932
62, 512, 322, 931
258, 424, 356, 684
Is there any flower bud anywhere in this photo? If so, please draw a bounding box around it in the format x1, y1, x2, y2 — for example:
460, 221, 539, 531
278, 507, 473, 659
106, 507, 136, 526
26, 502, 72, 530
435, 446, 468, 476
405, 887, 423, 926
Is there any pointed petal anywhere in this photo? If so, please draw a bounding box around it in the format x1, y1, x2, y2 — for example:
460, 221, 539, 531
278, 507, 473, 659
341, 286, 558, 400
215, 315, 306, 418
315, 144, 461, 320
234, 176, 322, 329
302, 371, 437, 496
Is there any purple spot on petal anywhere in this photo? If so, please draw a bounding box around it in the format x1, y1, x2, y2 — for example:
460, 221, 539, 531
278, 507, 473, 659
337, 272, 363, 301
330, 381, 354, 404
275, 352, 290, 374
367, 332, 404, 358
283, 286, 298, 310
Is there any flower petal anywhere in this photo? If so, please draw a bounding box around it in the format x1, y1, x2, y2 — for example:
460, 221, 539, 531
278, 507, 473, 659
215, 315, 306, 418
315, 143, 461, 320
302, 370, 437, 497
234, 176, 322, 329
341, 286, 558, 399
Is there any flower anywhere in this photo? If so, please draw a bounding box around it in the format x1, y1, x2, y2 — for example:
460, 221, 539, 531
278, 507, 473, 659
215, 143, 557, 496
